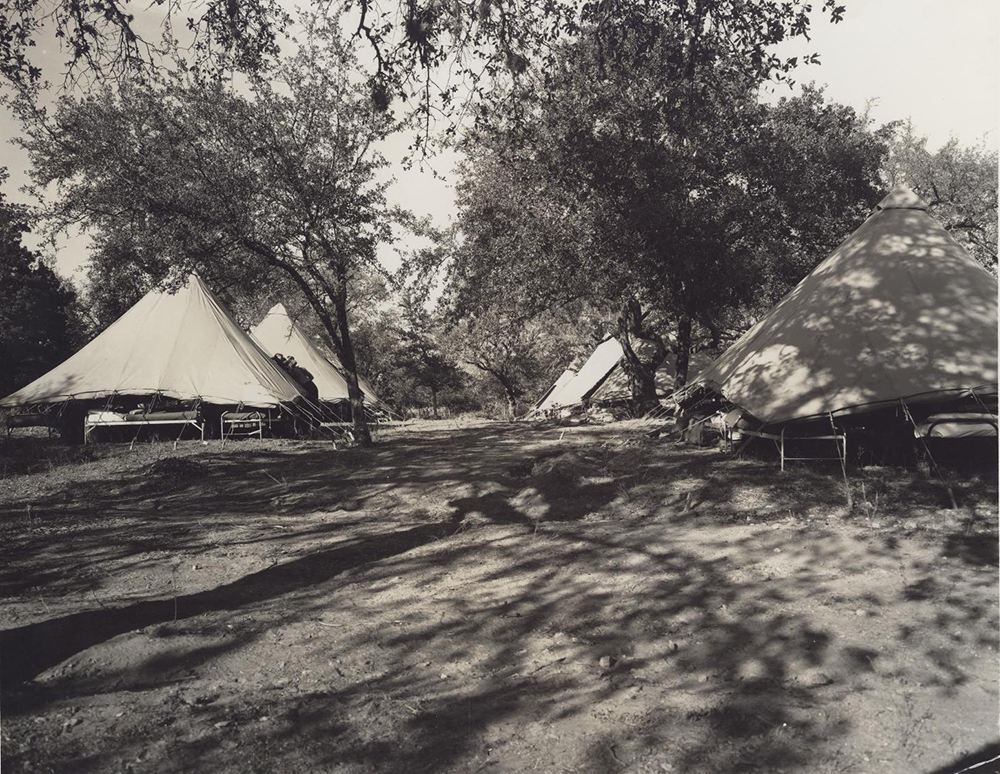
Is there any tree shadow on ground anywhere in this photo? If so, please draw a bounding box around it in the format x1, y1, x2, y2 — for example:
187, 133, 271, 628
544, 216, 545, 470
0, 514, 461, 693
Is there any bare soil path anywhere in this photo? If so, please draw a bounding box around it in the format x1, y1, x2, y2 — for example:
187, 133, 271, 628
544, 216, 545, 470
1, 420, 997, 774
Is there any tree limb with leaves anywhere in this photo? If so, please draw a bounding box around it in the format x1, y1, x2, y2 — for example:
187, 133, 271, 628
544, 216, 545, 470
884, 121, 998, 273
4, 0, 846, 158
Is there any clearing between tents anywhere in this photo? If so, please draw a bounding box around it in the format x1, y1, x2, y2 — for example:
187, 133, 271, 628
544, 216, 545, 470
1, 420, 996, 774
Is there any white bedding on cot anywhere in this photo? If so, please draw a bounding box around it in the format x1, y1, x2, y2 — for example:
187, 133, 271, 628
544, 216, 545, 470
86, 411, 128, 424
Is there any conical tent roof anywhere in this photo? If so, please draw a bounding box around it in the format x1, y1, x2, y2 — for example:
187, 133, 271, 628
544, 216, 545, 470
1, 274, 305, 408
686, 188, 998, 425
535, 368, 577, 412
251, 304, 380, 404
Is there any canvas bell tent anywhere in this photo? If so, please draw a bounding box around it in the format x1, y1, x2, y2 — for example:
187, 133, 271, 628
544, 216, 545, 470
678, 187, 998, 444
590, 345, 713, 405
536, 336, 710, 413
251, 303, 380, 406
549, 337, 625, 409
532, 367, 577, 413
1, 275, 310, 442
1, 274, 305, 409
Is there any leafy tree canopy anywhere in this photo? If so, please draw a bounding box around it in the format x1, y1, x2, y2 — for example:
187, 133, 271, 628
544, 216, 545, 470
4, 0, 846, 155
885, 122, 998, 273
448, 33, 891, 411
11, 14, 400, 443
0, 173, 82, 398
1, 0, 290, 86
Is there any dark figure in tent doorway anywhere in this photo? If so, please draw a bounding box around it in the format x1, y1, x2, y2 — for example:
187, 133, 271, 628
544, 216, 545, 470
285, 356, 320, 403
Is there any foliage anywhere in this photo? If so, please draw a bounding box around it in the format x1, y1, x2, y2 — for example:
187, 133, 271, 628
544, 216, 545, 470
744, 84, 894, 309
449, 36, 890, 411
442, 298, 596, 417
884, 122, 998, 272
392, 289, 464, 417
389, 0, 846, 150
0, 178, 82, 397
4, 0, 845, 155
1, 0, 290, 87
80, 229, 170, 333
449, 147, 594, 321
12, 15, 399, 444
444, 306, 538, 418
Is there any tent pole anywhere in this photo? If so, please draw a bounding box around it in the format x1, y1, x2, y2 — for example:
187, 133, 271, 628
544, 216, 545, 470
221, 401, 244, 448
129, 391, 160, 451
828, 413, 852, 509
87, 391, 119, 445
970, 388, 997, 424
173, 415, 188, 450
900, 400, 958, 510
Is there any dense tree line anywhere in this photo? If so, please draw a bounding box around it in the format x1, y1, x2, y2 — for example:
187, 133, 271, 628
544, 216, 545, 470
445, 32, 894, 411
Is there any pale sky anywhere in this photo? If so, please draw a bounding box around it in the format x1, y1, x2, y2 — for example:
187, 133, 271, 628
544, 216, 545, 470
764, 0, 999, 149
1, 0, 996, 283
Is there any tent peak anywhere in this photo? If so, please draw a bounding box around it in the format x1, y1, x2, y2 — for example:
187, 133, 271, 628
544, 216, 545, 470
877, 186, 928, 211
267, 302, 289, 316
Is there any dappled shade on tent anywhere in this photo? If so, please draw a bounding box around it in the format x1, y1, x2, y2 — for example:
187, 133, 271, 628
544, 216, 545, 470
0, 275, 305, 408
683, 187, 998, 425
251, 303, 380, 405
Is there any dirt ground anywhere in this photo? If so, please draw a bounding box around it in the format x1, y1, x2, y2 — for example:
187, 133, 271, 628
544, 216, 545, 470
1, 419, 997, 774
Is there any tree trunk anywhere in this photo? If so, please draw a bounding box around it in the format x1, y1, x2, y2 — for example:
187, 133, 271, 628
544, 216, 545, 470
504, 389, 517, 419
332, 295, 372, 447
617, 298, 666, 416
675, 314, 694, 435
674, 315, 692, 388
251, 244, 372, 444
469, 362, 521, 420
431, 387, 439, 419
495, 374, 519, 419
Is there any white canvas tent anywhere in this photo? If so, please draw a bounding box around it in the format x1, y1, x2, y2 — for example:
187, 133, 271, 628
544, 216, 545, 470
590, 345, 714, 404
534, 368, 577, 412
1, 274, 305, 408
542, 336, 707, 410
549, 337, 625, 408
251, 303, 380, 405
681, 187, 998, 426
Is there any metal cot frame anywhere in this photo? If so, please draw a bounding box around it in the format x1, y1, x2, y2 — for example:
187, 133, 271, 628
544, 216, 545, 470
84, 415, 205, 444
727, 426, 847, 471
220, 411, 266, 441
